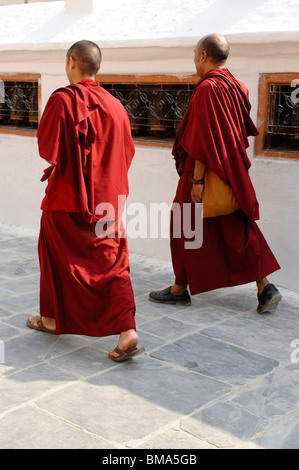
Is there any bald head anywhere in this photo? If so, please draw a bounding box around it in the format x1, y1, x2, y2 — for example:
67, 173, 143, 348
197, 33, 229, 64
67, 40, 102, 77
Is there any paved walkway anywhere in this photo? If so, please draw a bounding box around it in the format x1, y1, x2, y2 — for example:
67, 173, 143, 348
0, 223, 298, 450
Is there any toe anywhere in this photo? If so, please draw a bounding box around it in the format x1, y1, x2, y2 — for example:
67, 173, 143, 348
27, 315, 39, 327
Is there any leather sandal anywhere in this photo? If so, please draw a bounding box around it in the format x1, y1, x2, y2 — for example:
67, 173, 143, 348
26, 316, 56, 335
108, 345, 145, 362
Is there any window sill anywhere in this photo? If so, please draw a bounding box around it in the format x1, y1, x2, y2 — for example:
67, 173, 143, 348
0, 127, 37, 137
133, 137, 173, 149
255, 147, 299, 161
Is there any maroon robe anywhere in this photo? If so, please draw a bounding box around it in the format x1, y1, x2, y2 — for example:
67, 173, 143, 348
37, 79, 136, 336
171, 68, 280, 295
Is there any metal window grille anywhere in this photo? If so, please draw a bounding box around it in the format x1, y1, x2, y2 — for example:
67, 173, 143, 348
101, 83, 194, 139
266, 84, 299, 152
0, 80, 38, 130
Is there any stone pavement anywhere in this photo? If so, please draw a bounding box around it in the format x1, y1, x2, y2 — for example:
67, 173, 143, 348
0, 223, 298, 450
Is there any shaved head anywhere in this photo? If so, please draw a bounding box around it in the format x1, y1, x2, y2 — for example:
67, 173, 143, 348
197, 33, 229, 64
67, 40, 102, 77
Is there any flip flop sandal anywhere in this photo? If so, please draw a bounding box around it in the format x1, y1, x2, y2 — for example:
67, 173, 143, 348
26, 316, 56, 335
108, 345, 145, 362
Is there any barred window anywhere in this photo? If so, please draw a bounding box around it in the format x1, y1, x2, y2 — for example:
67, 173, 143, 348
98, 75, 198, 146
256, 73, 299, 160
0, 74, 40, 136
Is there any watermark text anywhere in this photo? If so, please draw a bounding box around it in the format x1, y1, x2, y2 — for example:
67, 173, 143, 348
95, 196, 203, 249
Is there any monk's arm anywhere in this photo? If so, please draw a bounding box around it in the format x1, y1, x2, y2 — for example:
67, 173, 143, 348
191, 159, 206, 203
193, 159, 206, 181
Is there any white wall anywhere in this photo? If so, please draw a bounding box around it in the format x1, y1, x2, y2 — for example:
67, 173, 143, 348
228, 42, 299, 292
0, 42, 298, 291
0, 134, 44, 231
126, 145, 178, 261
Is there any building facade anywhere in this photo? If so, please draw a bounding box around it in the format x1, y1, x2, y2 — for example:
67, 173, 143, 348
0, 0, 298, 291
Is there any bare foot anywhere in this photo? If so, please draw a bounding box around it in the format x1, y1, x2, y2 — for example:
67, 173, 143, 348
109, 329, 139, 360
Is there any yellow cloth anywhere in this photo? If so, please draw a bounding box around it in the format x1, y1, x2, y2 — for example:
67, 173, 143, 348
202, 169, 239, 218
49, 166, 56, 179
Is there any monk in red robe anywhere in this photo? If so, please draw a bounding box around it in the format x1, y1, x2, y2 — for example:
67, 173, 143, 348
27, 40, 143, 361
149, 34, 282, 314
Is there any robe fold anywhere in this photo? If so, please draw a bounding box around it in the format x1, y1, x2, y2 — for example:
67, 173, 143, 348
171, 69, 280, 295
37, 79, 136, 336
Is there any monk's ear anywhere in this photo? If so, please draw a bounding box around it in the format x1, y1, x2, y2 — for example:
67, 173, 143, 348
96, 65, 101, 75
69, 57, 77, 69
201, 51, 208, 63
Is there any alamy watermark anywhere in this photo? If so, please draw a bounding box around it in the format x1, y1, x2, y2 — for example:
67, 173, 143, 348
95, 196, 203, 249
290, 339, 299, 364
291, 79, 299, 105
0, 80, 4, 105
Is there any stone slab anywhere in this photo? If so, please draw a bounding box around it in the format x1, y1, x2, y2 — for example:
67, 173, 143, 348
35, 356, 230, 443
150, 333, 279, 385
0, 405, 114, 449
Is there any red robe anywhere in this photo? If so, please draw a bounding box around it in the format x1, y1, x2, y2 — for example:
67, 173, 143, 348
37, 79, 136, 336
171, 69, 280, 294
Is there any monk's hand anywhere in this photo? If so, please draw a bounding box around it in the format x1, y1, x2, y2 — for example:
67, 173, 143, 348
191, 183, 204, 204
